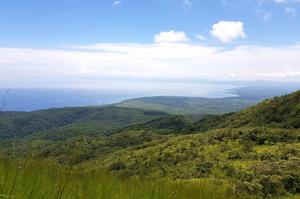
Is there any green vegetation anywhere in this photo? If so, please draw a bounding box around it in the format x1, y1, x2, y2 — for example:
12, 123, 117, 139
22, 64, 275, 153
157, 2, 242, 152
0, 90, 299, 198
117, 96, 258, 115
0, 157, 239, 199
0, 106, 167, 140
192, 90, 300, 131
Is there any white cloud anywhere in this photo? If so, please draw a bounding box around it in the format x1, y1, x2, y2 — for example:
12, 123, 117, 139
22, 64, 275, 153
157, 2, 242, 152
154, 30, 190, 43
196, 34, 206, 41
1, 41, 300, 89
113, 1, 122, 6
183, 0, 192, 7
255, 71, 300, 78
1, 31, 300, 88
210, 21, 246, 43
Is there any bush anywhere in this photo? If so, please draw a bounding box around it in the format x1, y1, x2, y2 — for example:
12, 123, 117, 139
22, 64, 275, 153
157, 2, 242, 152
259, 152, 276, 161
280, 146, 299, 160
259, 175, 286, 197
228, 150, 243, 160
196, 161, 213, 177
241, 141, 254, 152
220, 163, 236, 177
283, 173, 300, 194
108, 161, 126, 171
236, 180, 262, 195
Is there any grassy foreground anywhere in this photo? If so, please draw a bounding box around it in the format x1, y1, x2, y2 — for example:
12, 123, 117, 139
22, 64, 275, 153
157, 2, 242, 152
0, 157, 239, 199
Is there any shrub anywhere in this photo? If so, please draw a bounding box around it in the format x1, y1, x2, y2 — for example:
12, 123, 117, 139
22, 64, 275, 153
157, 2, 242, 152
241, 141, 254, 153
259, 152, 277, 161
228, 150, 243, 160
283, 173, 300, 194
236, 180, 262, 195
220, 163, 236, 177
196, 161, 213, 177
108, 161, 126, 171
259, 175, 286, 197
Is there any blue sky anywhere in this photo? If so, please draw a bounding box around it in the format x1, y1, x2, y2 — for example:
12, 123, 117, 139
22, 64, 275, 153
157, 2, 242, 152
1, 0, 300, 46
0, 0, 300, 89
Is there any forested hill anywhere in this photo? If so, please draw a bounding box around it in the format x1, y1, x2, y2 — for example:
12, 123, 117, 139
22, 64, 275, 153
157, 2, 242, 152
123, 90, 300, 134
117, 96, 257, 115
193, 90, 300, 131
0, 106, 167, 140
116, 86, 300, 115
0, 90, 299, 198
1, 90, 299, 140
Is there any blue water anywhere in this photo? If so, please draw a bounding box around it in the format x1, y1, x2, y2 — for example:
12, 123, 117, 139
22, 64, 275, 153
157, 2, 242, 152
1, 81, 299, 112
0, 89, 139, 112
0, 82, 238, 111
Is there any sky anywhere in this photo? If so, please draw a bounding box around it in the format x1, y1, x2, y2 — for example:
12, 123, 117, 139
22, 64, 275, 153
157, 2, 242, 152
0, 0, 300, 89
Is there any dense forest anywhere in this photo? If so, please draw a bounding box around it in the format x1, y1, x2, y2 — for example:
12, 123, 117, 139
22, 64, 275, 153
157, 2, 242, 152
0, 91, 299, 198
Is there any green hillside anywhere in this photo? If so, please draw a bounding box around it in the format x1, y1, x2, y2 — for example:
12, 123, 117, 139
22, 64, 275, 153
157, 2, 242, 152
192, 90, 300, 131
0, 106, 167, 140
0, 91, 299, 198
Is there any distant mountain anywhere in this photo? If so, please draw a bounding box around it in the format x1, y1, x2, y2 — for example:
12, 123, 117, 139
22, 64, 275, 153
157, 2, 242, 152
116, 85, 300, 115
117, 96, 258, 115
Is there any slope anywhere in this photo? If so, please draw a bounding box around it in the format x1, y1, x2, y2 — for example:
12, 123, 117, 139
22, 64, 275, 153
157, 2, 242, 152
0, 106, 167, 140
117, 96, 257, 115
193, 90, 300, 131
1, 90, 300, 197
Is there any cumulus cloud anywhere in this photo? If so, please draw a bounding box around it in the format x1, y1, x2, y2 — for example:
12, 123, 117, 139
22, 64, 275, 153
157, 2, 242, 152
210, 21, 246, 43
154, 30, 190, 43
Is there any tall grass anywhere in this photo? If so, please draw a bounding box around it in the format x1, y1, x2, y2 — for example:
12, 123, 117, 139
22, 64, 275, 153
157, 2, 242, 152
0, 157, 240, 199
